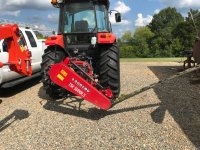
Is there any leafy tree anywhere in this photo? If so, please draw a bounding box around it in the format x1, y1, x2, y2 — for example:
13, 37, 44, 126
148, 7, 184, 57
134, 27, 154, 41
149, 7, 184, 35
121, 31, 133, 43
172, 21, 196, 51
34, 31, 45, 39
120, 45, 136, 58
118, 7, 198, 58
133, 27, 154, 57
170, 38, 183, 57
150, 37, 163, 57
117, 38, 123, 46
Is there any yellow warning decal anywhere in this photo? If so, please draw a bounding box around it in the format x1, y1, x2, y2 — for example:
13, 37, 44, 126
57, 74, 64, 81
61, 69, 68, 77
20, 45, 25, 52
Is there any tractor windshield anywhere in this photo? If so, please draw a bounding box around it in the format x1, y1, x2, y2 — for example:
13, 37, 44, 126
64, 2, 109, 33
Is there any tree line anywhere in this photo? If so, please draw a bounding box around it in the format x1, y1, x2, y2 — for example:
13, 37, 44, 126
118, 7, 200, 58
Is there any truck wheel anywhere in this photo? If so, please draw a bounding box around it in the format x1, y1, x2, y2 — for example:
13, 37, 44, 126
99, 44, 120, 98
41, 46, 66, 99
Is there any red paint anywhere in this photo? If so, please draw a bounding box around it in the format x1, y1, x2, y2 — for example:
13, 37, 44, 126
0, 24, 32, 76
101, 89, 113, 99
45, 35, 64, 48
98, 33, 116, 44
0, 62, 3, 68
49, 58, 112, 110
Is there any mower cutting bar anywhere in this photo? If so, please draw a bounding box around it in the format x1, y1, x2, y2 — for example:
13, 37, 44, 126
49, 63, 112, 110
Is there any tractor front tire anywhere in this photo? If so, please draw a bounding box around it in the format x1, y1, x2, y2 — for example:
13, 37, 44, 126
99, 44, 120, 98
41, 46, 66, 99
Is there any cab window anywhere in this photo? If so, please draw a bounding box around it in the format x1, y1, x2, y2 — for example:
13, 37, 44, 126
25, 31, 37, 47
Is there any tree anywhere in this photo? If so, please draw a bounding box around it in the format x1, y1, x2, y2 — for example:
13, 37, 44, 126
120, 45, 136, 58
134, 27, 154, 41
119, 31, 135, 58
34, 31, 45, 39
149, 7, 184, 35
148, 7, 184, 57
172, 21, 196, 51
118, 7, 196, 58
121, 31, 133, 43
133, 27, 154, 57
170, 38, 183, 57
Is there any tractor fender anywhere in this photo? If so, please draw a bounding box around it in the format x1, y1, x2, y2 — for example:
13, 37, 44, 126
45, 35, 64, 48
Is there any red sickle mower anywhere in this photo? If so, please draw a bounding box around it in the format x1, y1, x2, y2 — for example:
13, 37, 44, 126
42, 0, 121, 110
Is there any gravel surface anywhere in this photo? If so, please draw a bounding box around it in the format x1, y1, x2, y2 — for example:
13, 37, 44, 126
0, 62, 200, 149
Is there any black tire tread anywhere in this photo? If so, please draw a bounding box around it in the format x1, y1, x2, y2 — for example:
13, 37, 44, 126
99, 44, 120, 98
41, 46, 66, 99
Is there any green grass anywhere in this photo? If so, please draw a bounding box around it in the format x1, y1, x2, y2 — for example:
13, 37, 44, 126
120, 57, 183, 62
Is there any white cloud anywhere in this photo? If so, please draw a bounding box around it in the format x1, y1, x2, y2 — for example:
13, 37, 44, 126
135, 13, 153, 27
154, 9, 160, 14
109, 14, 131, 25
4, 0, 51, 10
0, 0, 52, 17
48, 13, 59, 23
1, 10, 21, 17
160, 0, 200, 8
114, 27, 131, 37
114, 1, 131, 14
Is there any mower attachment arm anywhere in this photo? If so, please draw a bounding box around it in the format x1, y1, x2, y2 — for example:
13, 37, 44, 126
0, 24, 32, 76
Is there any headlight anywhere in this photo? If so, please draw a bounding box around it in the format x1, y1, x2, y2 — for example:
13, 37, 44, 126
51, 0, 65, 5
51, 0, 57, 5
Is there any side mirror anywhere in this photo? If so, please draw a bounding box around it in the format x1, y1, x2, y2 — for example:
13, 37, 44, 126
115, 13, 121, 22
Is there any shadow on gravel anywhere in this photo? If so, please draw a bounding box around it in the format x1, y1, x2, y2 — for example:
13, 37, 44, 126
38, 65, 200, 147
0, 77, 41, 98
43, 100, 161, 120
149, 65, 183, 80
38, 86, 162, 120
0, 109, 30, 132
149, 66, 200, 148
38, 86, 56, 101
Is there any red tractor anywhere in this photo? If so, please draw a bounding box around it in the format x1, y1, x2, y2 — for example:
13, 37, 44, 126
42, 0, 121, 110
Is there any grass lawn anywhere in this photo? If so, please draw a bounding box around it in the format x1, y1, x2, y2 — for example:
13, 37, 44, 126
120, 57, 184, 62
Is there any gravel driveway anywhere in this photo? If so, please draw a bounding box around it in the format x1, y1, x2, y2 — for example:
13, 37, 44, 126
0, 62, 200, 149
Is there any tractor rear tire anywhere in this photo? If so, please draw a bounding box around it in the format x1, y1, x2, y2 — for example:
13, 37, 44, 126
41, 46, 66, 99
99, 44, 120, 98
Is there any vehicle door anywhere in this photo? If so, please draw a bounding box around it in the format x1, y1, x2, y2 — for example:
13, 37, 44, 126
0, 39, 21, 83
22, 29, 41, 73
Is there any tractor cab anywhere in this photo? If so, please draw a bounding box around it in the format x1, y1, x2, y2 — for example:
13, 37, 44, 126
63, 1, 109, 33
51, 0, 121, 50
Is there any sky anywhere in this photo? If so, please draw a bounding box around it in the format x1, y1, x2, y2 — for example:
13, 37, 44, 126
0, 0, 200, 37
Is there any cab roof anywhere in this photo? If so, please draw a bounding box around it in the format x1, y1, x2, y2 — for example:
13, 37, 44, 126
65, 0, 110, 8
